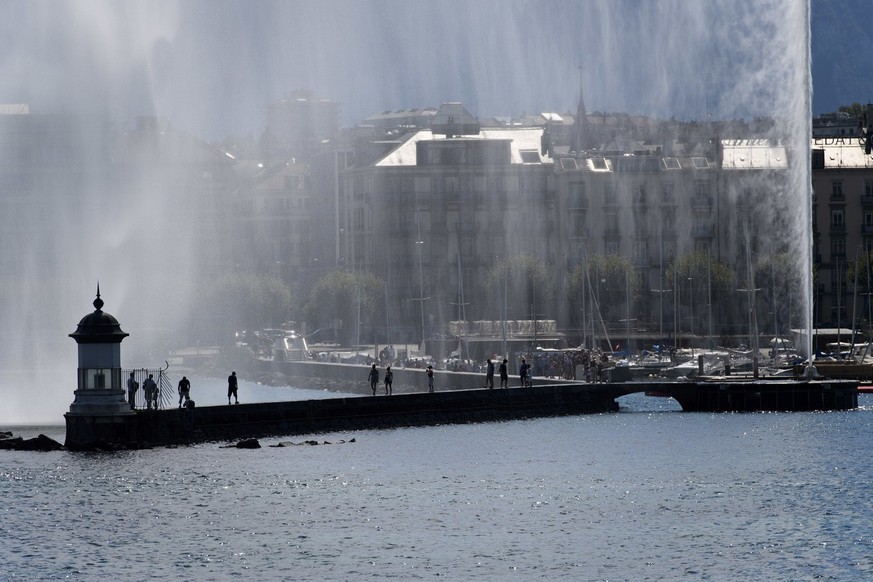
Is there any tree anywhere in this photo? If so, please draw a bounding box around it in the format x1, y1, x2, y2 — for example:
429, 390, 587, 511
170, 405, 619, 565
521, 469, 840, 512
838, 103, 865, 118
484, 254, 556, 323
304, 269, 385, 346
755, 252, 808, 338
666, 251, 734, 340
191, 273, 294, 345
846, 250, 873, 330
568, 254, 639, 326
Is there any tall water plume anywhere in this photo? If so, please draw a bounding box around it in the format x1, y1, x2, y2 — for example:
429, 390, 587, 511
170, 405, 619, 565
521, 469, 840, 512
0, 0, 813, 424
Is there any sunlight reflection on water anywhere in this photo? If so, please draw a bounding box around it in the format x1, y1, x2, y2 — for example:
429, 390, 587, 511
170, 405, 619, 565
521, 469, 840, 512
3, 395, 873, 579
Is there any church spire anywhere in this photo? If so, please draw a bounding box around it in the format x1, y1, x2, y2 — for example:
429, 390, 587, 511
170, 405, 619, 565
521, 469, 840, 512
572, 65, 595, 155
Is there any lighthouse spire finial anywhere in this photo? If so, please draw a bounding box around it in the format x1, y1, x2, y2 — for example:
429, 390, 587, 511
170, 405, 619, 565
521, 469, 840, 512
94, 282, 104, 312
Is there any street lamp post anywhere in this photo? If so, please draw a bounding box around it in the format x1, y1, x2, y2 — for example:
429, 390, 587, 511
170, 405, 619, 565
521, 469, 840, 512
738, 287, 761, 354
415, 212, 426, 349
688, 277, 694, 353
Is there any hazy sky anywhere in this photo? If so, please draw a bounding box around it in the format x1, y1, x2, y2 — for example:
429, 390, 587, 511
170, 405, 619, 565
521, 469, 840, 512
0, 0, 829, 142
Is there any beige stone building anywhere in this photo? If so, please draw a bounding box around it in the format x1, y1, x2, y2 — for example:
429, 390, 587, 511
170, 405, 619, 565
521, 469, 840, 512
337, 102, 806, 354
811, 137, 873, 329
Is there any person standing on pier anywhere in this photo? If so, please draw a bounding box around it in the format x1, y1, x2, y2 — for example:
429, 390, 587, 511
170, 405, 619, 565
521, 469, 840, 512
368, 364, 379, 396
227, 371, 239, 404
127, 371, 138, 410
484, 359, 495, 389
384, 366, 393, 395
178, 376, 191, 408
427, 365, 434, 392
143, 374, 158, 410
519, 358, 529, 388
499, 359, 508, 389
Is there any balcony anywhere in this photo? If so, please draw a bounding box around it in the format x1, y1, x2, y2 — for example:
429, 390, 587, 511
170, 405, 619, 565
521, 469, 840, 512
691, 196, 713, 211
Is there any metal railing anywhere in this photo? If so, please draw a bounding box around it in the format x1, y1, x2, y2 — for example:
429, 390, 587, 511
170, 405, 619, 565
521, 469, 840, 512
125, 365, 174, 410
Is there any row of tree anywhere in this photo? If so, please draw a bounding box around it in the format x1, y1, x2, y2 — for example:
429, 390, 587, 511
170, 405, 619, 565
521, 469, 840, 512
185, 248, 858, 349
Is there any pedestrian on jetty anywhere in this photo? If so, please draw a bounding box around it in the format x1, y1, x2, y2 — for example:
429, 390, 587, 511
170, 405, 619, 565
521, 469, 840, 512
384, 366, 393, 395
427, 365, 434, 392
519, 358, 529, 388
127, 371, 138, 410
227, 371, 239, 404
178, 376, 191, 408
368, 364, 379, 395
499, 359, 508, 389
484, 359, 495, 389
143, 374, 158, 410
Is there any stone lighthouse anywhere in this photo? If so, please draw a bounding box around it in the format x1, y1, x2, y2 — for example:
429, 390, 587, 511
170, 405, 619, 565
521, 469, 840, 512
64, 287, 135, 450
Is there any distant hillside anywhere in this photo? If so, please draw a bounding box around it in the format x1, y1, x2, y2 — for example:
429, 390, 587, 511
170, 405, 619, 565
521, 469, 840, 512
812, 0, 873, 114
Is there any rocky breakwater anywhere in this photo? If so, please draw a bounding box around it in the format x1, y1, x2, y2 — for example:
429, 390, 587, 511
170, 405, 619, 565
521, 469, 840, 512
0, 430, 64, 451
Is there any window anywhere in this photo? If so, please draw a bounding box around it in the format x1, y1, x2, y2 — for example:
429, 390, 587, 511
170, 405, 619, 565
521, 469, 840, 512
570, 183, 587, 208
590, 157, 608, 170
831, 265, 846, 288
661, 209, 676, 234
519, 150, 541, 163
605, 240, 620, 255
831, 209, 845, 228
661, 183, 674, 203
633, 184, 647, 205
832, 181, 844, 200
460, 236, 474, 257
866, 180, 873, 197
832, 238, 845, 256
571, 211, 587, 234
633, 239, 648, 262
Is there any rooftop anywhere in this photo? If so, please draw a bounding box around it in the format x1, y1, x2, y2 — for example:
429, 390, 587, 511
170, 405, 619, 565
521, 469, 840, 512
375, 128, 551, 167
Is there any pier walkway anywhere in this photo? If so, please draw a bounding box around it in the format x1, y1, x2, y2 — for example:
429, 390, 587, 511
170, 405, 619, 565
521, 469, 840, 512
129, 378, 858, 447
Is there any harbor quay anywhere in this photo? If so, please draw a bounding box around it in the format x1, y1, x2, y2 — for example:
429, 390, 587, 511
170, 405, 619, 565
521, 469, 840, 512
60, 291, 858, 449
72, 375, 857, 449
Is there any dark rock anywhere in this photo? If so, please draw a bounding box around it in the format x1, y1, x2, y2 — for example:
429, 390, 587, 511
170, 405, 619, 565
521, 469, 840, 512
0, 431, 13, 440
0, 434, 63, 451
0, 436, 24, 450
236, 438, 261, 449
271, 441, 296, 447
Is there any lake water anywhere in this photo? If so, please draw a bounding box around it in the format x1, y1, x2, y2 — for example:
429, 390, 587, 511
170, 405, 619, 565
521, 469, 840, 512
3, 384, 873, 581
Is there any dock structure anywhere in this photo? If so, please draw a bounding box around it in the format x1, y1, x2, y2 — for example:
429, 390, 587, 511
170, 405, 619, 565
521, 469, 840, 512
120, 378, 857, 448
61, 293, 859, 450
